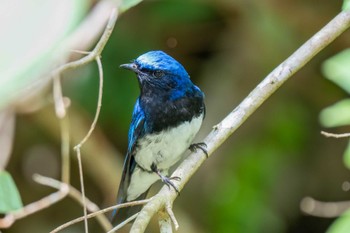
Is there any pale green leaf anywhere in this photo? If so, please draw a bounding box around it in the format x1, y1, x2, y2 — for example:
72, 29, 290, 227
319, 99, 350, 127
322, 49, 350, 94
119, 0, 143, 12
0, 0, 88, 109
327, 208, 350, 233
343, 0, 350, 11
0, 171, 23, 213
344, 141, 350, 170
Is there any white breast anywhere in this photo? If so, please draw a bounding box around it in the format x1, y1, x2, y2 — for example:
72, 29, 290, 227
135, 114, 203, 171
127, 114, 203, 200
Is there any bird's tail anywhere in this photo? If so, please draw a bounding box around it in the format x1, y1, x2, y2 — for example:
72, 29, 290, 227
111, 191, 149, 226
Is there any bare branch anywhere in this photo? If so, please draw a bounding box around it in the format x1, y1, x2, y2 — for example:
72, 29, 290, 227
130, 10, 350, 232
107, 213, 138, 233
51, 8, 118, 77
72, 52, 105, 233
75, 149, 89, 233
165, 202, 178, 231
0, 176, 69, 228
50, 199, 150, 233
321, 131, 350, 138
1, 5, 118, 232
74, 55, 104, 149
158, 209, 173, 233
68, 9, 112, 233
53, 76, 71, 184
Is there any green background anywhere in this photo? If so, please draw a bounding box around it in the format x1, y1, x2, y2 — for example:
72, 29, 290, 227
3, 0, 350, 232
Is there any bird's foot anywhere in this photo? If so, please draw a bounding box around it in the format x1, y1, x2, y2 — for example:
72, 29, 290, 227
189, 142, 208, 158
160, 175, 181, 194
151, 164, 181, 194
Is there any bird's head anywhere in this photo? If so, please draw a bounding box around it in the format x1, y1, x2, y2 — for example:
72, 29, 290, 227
120, 51, 194, 98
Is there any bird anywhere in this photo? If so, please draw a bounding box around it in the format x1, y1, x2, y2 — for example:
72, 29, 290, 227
112, 50, 206, 225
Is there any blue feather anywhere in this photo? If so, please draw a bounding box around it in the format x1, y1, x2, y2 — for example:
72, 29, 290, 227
112, 51, 205, 225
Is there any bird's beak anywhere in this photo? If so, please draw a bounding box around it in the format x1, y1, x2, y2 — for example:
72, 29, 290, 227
120, 63, 139, 73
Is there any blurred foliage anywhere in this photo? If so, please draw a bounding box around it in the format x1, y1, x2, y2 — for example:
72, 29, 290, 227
119, 0, 143, 12
0, 0, 88, 109
320, 49, 350, 169
327, 209, 350, 233
4, 0, 350, 232
0, 171, 22, 213
320, 99, 350, 127
343, 0, 350, 11
319, 27, 350, 232
322, 49, 350, 94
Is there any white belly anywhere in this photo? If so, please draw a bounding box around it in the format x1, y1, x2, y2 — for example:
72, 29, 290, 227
127, 114, 203, 200
135, 114, 203, 171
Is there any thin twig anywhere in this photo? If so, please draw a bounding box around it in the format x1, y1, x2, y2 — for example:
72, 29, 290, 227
34, 174, 99, 212
69, 9, 111, 233
53, 76, 71, 184
50, 199, 150, 233
158, 209, 173, 233
321, 131, 350, 138
59, 116, 70, 184
73, 54, 104, 233
76, 149, 89, 233
51, 8, 117, 77
130, 10, 350, 232
165, 202, 178, 231
107, 213, 139, 233
0, 6, 118, 232
0, 177, 69, 229
68, 185, 113, 231
33, 174, 113, 231
53, 76, 66, 118
74, 55, 104, 150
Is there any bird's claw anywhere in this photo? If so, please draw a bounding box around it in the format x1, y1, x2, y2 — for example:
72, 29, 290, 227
151, 163, 181, 194
161, 176, 181, 194
189, 142, 208, 158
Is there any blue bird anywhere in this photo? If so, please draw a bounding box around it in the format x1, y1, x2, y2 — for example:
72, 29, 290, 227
112, 51, 206, 225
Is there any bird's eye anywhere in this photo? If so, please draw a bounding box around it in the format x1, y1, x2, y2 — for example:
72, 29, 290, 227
153, 70, 164, 78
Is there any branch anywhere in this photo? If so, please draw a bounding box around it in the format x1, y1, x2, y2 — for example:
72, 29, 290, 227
0, 7, 118, 231
50, 199, 150, 233
0, 177, 69, 228
130, 10, 350, 232
51, 8, 117, 77
321, 131, 350, 138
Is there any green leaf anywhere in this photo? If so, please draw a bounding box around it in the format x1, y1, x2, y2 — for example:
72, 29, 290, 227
343, 141, 350, 170
119, 0, 143, 12
0, 170, 23, 213
0, 0, 88, 110
343, 0, 350, 11
322, 49, 350, 94
327, 208, 350, 233
319, 99, 350, 127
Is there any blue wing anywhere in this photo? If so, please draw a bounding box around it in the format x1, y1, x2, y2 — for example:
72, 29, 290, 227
112, 98, 146, 224
127, 98, 146, 156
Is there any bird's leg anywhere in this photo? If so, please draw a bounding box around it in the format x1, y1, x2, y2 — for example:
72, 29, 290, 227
151, 164, 181, 194
189, 142, 208, 157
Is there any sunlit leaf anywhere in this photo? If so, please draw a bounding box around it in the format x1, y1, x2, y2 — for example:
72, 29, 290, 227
319, 99, 350, 127
119, 0, 143, 12
327, 209, 350, 233
0, 0, 88, 110
0, 171, 22, 213
343, 0, 350, 11
322, 49, 350, 94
